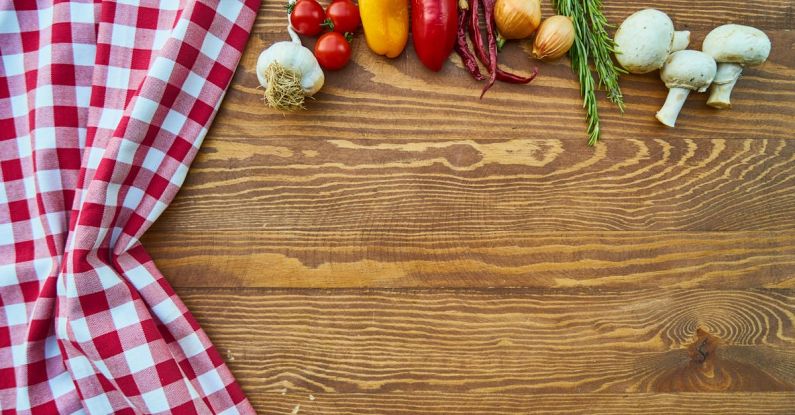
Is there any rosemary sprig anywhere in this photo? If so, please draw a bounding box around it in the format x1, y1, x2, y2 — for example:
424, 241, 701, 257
555, 0, 625, 145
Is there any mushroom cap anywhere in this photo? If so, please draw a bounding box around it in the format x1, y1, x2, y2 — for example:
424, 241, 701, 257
660, 50, 717, 92
702, 24, 771, 66
614, 9, 675, 74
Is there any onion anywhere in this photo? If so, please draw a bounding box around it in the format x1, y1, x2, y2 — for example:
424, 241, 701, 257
494, 0, 541, 40
532, 15, 575, 61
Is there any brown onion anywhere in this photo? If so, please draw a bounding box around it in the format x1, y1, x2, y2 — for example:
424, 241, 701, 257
532, 15, 575, 61
494, 0, 541, 40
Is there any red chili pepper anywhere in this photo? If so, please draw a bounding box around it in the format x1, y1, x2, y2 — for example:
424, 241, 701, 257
454, 4, 485, 81
480, 0, 498, 98
412, 0, 458, 71
497, 66, 538, 83
468, 0, 537, 95
468, 0, 489, 66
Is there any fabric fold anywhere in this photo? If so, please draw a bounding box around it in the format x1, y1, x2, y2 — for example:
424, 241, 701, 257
1, 1, 260, 413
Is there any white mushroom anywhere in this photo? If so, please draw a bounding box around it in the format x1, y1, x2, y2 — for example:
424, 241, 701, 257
655, 50, 717, 127
614, 9, 691, 74
702, 24, 771, 109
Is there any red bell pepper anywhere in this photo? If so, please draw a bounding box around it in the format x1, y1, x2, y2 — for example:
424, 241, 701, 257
411, 0, 458, 71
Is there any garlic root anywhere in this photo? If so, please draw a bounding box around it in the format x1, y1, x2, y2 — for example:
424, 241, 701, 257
256, 0, 325, 110
263, 63, 306, 111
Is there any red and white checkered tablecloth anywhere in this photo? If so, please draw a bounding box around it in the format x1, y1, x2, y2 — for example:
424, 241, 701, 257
1, 1, 259, 413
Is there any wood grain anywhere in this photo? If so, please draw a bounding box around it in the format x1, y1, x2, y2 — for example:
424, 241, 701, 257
212, 29, 795, 142
251, 392, 795, 415
179, 289, 795, 395
145, 2, 795, 413
148, 137, 795, 235
145, 231, 795, 288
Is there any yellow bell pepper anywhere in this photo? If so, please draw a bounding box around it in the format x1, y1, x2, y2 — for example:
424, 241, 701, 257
359, 0, 409, 58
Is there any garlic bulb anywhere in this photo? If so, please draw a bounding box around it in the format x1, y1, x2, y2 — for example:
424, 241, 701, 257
256, 0, 324, 110
532, 15, 574, 61
494, 0, 542, 40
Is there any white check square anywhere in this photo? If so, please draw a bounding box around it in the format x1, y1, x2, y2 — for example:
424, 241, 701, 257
69, 2, 95, 24
126, 264, 156, 291
72, 43, 96, 68
141, 147, 166, 172
123, 343, 156, 373
5, 302, 27, 325
161, 109, 187, 135
105, 65, 132, 90
110, 24, 137, 49
0, 10, 21, 34
36, 169, 63, 193
177, 332, 204, 358
141, 387, 170, 412
9, 92, 27, 118
34, 85, 54, 110
197, 368, 226, 395
110, 300, 139, 330
97, 107, 124, 130
1, 53, 24, 77
122, 187, 144, 210
49, 370, 76, 399
15, 386, 31, 410
0, 223, 13, 245
83, 393, 113, 414
182, 71, 205, 99
151, 298, 181, 324
200, 33, 224, 60
69, 317, 93, 343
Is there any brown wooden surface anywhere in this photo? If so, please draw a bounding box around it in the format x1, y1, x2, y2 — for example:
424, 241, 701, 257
143, 0, 795, 413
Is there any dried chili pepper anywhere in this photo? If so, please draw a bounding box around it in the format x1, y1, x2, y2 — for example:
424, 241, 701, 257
497, 67, 538, 83
480, 0, 499, 98
465, 0, 538, 95
454, 2, 485, 81
469, 0, 489, 66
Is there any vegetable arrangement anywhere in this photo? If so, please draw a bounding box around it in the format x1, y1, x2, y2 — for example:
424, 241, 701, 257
257, 0, 772, 145
554, 0, 624, 145
612, 10, 771, 127
256, 0, 325, 111
460, 0, 539, 98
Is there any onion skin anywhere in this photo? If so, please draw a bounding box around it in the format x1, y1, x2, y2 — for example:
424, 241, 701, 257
532, 15, 574, 61
494, 0, 541, 40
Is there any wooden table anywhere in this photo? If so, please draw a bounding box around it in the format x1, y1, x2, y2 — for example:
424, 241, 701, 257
142, 1, 795, 413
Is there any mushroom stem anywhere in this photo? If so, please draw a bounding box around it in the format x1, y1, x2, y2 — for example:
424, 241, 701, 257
706, 63, 743, 109
656, 87, 691, 127
671, 31, 690, 52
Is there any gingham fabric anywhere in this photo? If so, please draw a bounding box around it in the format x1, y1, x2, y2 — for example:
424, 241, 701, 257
1, 1, 259, 413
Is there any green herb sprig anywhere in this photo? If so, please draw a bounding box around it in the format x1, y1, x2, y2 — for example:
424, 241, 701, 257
555, 0, 625, 145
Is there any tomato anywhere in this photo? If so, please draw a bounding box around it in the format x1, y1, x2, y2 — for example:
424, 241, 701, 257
325, 0, 361, 33
290, 0, 325, 36
314, 32, 352, 70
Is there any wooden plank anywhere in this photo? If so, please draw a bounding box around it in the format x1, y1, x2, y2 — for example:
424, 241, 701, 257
145, 231, 795, 288
254, 1, 795, 32
178, 289, 795, 394
214, 29, 795, 141
250, 392, 795, 414
147, 137, 795, 233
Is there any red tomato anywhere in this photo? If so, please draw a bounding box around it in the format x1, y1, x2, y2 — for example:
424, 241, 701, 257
290, 0, 325, 36
325, 0, 361, 33
314, 32, 352, 70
